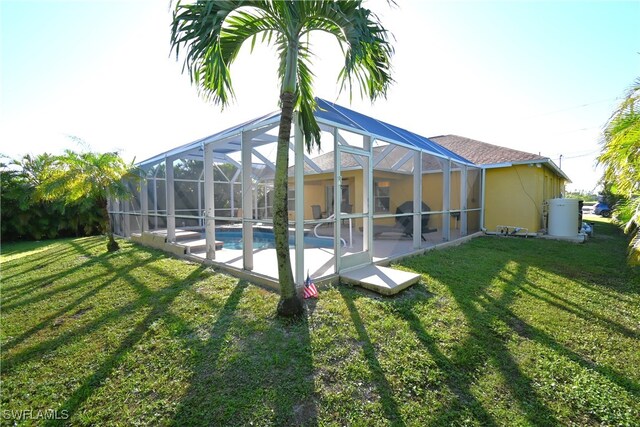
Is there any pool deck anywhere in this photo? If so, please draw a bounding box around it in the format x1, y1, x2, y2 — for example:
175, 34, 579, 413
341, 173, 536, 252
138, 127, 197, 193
135, 226, 474, 295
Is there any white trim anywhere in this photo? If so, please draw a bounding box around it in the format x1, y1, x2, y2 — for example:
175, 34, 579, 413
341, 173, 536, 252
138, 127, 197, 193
481, 159, 571, 182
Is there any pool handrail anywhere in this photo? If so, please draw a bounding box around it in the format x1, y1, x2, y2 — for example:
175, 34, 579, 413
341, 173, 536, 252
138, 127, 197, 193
313, 213, 351, 248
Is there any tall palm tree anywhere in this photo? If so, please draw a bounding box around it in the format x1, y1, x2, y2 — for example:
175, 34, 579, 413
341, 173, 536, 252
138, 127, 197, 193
171, 0, 394, 317
37, 148, 137, 252
598, 77, 640, 264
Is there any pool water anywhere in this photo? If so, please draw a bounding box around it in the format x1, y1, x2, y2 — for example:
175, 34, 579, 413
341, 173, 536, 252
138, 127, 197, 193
212, 230, 334, 250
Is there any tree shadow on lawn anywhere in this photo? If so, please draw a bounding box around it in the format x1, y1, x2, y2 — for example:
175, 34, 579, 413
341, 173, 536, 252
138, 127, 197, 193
519, 275, 639, 341
337, 286, 407, 427
171, 284, 318, 427
28, 252, 212, 425
341, 260, 557, 426
37, 265, 209, 426
426, 260, 559, 426
3, 239, 201, 415
1, 238, 112, 306
4, 238, 318, 426
380, 285, 500, 427
397, 236, 639, 424
2, 241, 165, 355
0, 238, 83, 261
541, 220, 639, 297
0, 239, 100, 291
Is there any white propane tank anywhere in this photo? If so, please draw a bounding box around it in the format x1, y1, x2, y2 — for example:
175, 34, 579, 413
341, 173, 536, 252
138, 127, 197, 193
547, 198, 579, 237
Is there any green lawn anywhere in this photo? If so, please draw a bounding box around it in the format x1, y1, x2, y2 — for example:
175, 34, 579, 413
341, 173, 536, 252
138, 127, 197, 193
1, 218, 638, 426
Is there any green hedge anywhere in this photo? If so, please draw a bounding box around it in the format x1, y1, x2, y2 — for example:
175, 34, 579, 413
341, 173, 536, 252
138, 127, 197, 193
1, 165, 103, 242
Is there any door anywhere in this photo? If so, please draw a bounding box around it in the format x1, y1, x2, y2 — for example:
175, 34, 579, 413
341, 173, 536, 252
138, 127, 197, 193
335, 145, 371, 271
325, 184, 350, 216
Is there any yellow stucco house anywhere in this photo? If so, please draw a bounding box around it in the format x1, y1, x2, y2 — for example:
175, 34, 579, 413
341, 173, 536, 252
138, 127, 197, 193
431, 135, 570, 233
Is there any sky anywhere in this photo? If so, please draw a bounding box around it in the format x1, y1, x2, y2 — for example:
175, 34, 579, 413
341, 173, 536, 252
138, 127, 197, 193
1, 0, 638, 192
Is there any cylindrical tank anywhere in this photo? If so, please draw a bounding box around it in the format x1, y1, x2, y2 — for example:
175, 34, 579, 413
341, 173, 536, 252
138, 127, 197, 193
548, 198, 579, 237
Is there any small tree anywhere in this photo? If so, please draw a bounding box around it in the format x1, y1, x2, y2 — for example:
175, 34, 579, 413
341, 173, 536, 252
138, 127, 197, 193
37, 148, 137, 252
171, 0, 394, 316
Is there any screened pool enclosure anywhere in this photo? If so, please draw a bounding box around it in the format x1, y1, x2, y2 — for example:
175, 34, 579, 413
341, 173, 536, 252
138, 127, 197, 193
110, 99, 483, 285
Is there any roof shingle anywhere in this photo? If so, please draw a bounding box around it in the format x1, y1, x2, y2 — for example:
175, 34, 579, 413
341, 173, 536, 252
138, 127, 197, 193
429, 135, 547, 165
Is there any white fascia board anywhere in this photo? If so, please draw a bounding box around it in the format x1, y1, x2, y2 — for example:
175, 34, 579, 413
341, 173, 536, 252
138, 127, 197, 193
481, 159, 572, 182
508, 159, 571, 181
481, 162, 514, 169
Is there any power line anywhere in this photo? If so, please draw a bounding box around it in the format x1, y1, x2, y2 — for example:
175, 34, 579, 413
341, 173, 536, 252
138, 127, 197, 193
519, 97, 621, 120
560, 150, 600, 160
548, 149, 600, 162
545, 126, 601, 136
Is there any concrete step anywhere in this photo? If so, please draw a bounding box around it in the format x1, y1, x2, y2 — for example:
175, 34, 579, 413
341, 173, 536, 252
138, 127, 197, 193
178, 238, 224, 254
149, 229, 202, 241
173, 230, 202, 241
340, 264, 420, 296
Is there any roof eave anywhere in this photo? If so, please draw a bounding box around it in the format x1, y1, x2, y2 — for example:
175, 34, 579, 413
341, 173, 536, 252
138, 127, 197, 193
481, 159, 572, 182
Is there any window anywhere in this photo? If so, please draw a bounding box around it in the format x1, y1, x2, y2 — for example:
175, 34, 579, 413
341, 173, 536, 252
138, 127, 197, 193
374, 180, 390, 212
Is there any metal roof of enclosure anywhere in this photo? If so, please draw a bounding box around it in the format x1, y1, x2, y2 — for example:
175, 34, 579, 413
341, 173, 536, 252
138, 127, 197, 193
120, 98, 489, 289
137, 98, 472, 168
314, 99, 470, 164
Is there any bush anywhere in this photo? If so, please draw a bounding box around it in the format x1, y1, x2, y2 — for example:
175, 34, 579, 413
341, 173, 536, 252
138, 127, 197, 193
1, 155, 103, 242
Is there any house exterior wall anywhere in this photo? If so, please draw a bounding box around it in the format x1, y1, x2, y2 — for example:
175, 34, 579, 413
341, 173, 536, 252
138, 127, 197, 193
449, 170, 461, 211
422, 172, 444, 211
291, 170, 363, 223
484, 164, 565, 233
294, 162, 565, 235
299, 169, 457, 230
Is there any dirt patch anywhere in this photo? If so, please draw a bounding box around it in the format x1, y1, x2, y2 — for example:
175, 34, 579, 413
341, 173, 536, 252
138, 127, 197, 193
52, 306, 93, 328
71, 306, 93, 318
293, 399, 317, 425
508, 316, 532, 339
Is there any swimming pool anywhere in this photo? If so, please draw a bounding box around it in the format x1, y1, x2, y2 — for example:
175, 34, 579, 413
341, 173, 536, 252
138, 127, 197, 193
212, 229, 334, 250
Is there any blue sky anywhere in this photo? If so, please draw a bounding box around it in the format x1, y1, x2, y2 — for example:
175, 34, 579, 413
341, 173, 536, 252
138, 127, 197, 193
1, 0, 638, 192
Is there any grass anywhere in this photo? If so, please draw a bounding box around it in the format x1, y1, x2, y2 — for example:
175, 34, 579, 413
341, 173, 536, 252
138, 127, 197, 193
1, 217, 638, 426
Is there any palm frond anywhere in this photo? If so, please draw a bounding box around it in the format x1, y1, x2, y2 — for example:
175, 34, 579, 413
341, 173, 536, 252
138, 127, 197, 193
36, 149, 133, 205
171, 0, 394, 152
599, 77, 640, 197
171, 0, 282, 107
296, 43, 321, 151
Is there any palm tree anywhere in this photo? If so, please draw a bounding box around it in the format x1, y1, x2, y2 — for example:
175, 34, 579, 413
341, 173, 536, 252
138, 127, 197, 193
37, 148, 137, 252
598, 77, 640, 264
171, 0, 394, 317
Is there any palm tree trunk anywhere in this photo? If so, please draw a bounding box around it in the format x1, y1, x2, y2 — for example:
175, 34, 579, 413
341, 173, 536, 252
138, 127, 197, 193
99, 197, 119, 252
274, 90, 303, 317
